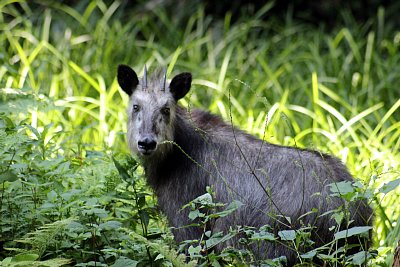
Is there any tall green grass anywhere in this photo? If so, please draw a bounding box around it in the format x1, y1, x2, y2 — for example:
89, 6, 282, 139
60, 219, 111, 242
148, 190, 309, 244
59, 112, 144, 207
1, 0, 399, 265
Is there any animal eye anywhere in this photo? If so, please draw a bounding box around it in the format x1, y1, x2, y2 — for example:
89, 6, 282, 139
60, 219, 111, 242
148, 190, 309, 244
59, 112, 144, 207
161, 107, 170, 116
133, 105, 140, 112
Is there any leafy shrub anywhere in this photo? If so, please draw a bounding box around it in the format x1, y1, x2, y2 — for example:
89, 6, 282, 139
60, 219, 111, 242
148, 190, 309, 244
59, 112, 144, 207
0, 114, 175, 266
174, 184, 375, 266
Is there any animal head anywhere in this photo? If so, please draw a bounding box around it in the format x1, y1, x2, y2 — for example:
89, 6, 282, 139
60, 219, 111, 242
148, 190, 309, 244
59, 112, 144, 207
117, 64, 192, 158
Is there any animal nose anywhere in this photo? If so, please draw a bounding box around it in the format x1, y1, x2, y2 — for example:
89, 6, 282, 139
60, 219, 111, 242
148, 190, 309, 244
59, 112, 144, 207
138, 137, 157, 152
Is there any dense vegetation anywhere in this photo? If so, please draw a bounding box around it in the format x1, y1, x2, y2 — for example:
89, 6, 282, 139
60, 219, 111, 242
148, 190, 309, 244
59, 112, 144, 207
0, 1, 399, 266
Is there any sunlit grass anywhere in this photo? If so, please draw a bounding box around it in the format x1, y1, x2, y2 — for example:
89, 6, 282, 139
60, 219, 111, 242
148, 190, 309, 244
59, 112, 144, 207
1, 1, 399, 265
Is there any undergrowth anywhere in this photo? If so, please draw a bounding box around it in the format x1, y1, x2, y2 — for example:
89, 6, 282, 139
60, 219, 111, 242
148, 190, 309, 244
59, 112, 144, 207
0, 0, 399, 266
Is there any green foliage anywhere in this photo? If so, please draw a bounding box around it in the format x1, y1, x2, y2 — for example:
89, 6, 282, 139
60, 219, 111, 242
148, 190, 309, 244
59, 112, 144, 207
0, 114, 176, 265
175, 185, 374, 266
1, 219, 73, 267
0, 0, 399, 266
179, 188, 254, 266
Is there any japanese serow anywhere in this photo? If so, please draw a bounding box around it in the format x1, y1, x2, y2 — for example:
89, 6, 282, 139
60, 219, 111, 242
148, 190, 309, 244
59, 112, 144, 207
117, 65, 372, 265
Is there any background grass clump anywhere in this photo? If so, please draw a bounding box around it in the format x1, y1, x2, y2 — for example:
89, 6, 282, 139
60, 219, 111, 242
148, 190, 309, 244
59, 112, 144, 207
0, 0, 399, 266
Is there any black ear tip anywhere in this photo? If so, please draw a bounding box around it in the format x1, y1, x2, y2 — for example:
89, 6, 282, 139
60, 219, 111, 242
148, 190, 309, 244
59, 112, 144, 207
169, 72, 193, 100
182, 72, 192, 80
117, 64, 135, 82
117, 64, 138, 95
118, 64, 132, 74
182, 73, 192, 86
176, 72, 192, 84
172, 72, 193, 85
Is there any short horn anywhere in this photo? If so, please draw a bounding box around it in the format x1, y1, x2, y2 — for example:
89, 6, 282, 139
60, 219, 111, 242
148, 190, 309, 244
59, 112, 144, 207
143, 65, 148, 88
162, 67, 167, 91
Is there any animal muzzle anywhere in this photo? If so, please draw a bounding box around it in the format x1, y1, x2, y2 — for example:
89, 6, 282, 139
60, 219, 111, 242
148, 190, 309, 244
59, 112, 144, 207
137, 136, 157, 155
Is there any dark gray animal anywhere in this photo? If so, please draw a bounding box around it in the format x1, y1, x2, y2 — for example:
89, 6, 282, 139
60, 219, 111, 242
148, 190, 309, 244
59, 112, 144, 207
117, 65, 372, 265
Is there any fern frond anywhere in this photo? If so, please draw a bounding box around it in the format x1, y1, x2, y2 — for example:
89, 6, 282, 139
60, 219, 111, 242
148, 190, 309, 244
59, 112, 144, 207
129, 231, 197, 267
1, 257, 72, 267
7, 218, 75, 258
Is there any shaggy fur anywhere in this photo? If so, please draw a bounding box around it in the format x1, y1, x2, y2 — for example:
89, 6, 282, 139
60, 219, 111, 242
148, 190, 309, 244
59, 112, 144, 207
117, 65, 373, 265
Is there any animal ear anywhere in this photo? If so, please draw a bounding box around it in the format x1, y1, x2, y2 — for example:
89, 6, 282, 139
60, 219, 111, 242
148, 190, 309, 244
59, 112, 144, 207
117, 65, 139, 95
169, 72, 192, 101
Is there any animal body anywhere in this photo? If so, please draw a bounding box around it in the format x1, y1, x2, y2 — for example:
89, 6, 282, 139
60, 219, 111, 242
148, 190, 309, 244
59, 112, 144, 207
117, 65, 372, 265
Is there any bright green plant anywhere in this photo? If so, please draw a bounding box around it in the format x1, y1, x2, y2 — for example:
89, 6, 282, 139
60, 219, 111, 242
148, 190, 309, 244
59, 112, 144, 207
1, 0, 399, 265
177, 182, 375, 266
0, 114, 173, 265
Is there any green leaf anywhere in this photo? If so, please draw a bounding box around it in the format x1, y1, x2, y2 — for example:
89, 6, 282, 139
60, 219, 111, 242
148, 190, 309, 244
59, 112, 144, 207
154, 253, 165, 261
25, 124, 41, 140
188, 209, 204, 220
139, 210, 149, 229
331, 211, 344, 225
112, 157, 132, 182
278, 230, 296, 241
205, 230, 212, 237
66, 221, 87, 232
99, 221, 122, 230
0, 171, 18, 182
110, 257, 138, 267
61, 189, 82, 201
250, 225, 275, 241
205, 231, 235, 249
251, 231, 275, 241
211, 259, 222, 267
329, 181, 354, 195
14, 253, 39, 261
348, 251, 369, 265
194, 193, 213, 205
214, 200, 243, 218
0, 115, 15, 129
188, 245, 202, 258
379, 178, 400, 194
1, 257, 13, 265
317, 253, 334, 260
47, 190, 58, 201
301, 249, 317, 259
334, 226, 372, 240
